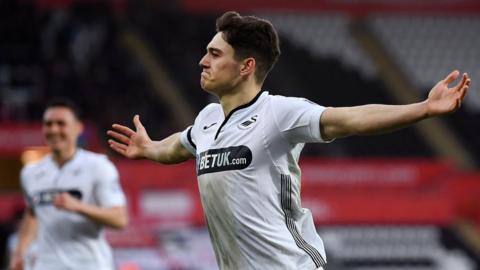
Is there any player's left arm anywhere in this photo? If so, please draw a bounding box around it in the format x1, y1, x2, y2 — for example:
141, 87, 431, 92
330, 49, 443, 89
320, 70, 470, 141
54, 193, 128, 230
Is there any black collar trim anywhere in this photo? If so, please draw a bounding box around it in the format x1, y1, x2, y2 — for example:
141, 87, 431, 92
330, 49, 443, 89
214, 91, 264, 140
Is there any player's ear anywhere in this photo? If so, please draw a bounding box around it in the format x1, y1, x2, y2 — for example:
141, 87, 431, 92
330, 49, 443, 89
76, 121, 84, 136
240, 57, 256, 76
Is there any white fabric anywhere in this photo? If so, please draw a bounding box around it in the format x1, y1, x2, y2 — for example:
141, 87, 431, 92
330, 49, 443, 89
21, 149, 126, 270
180, 92, 330, 269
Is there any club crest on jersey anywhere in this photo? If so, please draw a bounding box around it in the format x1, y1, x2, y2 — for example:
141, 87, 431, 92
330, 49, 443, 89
238, 114, 258, 130
197, 146, 252, 175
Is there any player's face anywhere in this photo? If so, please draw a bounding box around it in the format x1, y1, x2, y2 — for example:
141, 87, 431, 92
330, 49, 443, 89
42, 107, 83, 154
199, 32, 244, 95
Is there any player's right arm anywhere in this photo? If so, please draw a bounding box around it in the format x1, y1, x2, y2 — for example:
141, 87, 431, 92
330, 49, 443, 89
9, 207, 37, 270
107, 115, 194, 164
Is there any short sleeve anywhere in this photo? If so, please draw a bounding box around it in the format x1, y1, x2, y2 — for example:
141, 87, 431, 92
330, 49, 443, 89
94, 157, 126, 208
20, 168, 33, 209
272, 96, 333, 144
180, 125, 197, 156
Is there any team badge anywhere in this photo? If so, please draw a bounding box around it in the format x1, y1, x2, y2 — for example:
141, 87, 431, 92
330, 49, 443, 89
238, 114, 258, 130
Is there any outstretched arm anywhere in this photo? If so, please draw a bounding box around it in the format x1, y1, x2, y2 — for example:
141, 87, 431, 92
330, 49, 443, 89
107, 115, 194, 164
320, 70, 470, 141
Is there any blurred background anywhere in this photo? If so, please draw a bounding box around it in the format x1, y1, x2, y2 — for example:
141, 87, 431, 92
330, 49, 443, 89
1, 0, 480, 269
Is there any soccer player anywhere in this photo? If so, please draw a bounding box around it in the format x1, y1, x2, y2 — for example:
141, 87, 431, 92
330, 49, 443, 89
107, 11, 470, 270
10, 99, 128, 270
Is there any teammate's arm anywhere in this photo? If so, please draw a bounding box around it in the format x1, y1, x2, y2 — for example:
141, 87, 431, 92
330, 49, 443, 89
9, 207, 37, 270
107, 115, 193, 164
54, 193, 128, 230
320, 70, 470, 141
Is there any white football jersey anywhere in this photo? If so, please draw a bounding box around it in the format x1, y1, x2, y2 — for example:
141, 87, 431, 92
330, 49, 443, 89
180, 91, 330, 269
20, 149, 126, 270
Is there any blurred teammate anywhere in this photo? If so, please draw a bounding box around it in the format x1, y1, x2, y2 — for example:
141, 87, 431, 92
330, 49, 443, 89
107, 11, 470, 270
10, 99, 128, 270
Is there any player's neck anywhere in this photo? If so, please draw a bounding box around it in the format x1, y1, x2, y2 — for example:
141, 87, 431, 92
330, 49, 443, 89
218, 83, 261, 117
52, 147, 77, 167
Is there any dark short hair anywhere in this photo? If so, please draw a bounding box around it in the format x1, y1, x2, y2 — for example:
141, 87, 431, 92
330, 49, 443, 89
45, 98, 82, 120
216, 11, 281, 84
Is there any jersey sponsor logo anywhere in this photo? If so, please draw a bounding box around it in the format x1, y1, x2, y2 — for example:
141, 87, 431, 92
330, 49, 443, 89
31, 188, 83, 206
238, 114, 258, 130
197, 146, 252, 175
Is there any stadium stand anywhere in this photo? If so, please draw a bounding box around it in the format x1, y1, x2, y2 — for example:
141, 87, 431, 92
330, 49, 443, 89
261, 13, 377, 78
320, 226, 476, 270
367, 15, 480, 163
1, 2, 476, 161
368, 15, 480, 111
0, 0, 176, 140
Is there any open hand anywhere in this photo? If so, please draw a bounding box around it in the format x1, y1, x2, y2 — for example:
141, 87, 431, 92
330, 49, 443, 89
426, 70, 470, 116
107, 115, 152, 159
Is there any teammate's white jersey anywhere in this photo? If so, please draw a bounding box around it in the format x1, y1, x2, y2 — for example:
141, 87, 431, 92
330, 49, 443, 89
20, 149, 126, 270
180, 91, 331, 269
